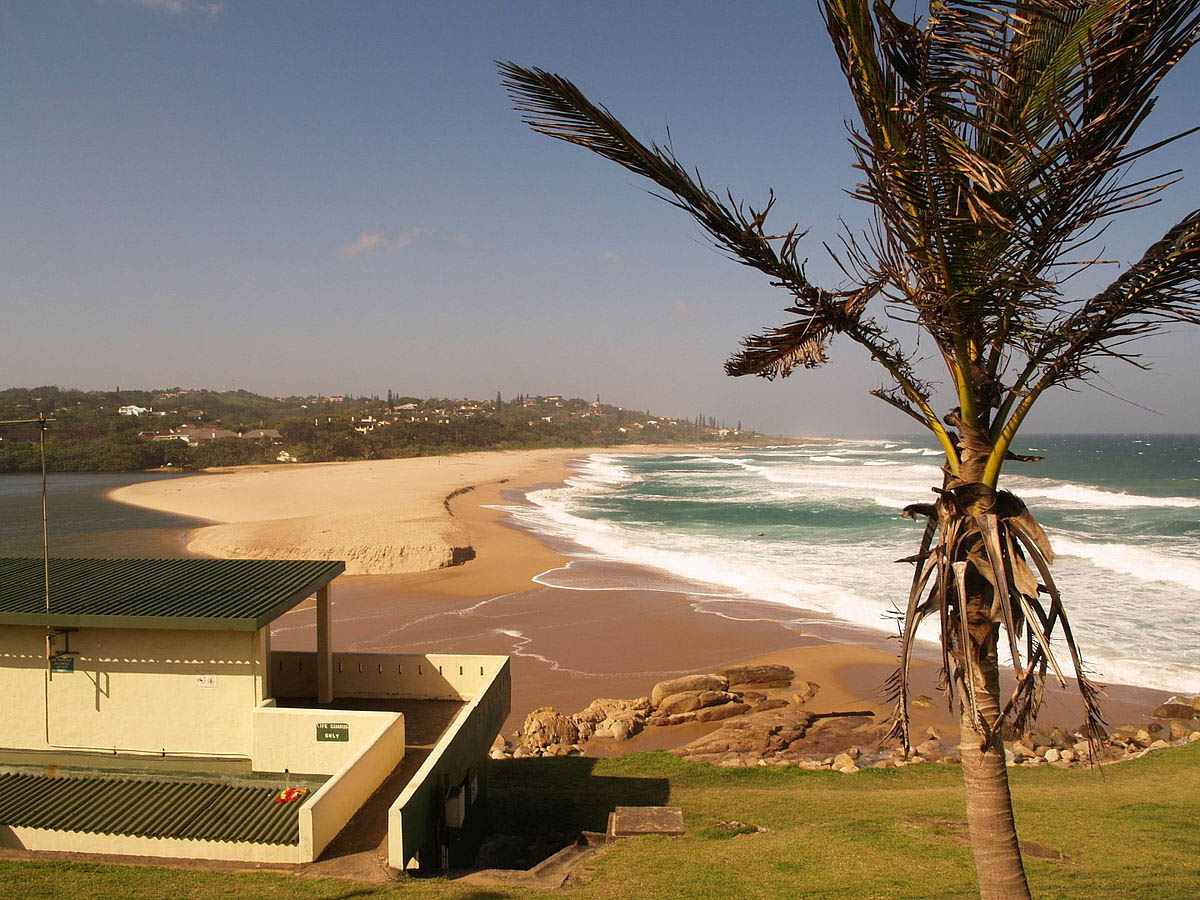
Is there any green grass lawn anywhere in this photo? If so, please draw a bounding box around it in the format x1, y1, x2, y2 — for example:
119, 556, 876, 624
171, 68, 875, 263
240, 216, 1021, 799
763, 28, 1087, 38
3, 743, 1198, 899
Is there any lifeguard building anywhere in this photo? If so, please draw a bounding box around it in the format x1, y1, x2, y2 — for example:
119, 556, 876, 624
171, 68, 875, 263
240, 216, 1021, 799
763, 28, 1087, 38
0, 557, 509, 870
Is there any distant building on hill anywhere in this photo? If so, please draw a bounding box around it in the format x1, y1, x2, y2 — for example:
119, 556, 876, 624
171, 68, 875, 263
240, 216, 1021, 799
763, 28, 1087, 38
241, 429, 283, 442
181, 428, 238, 443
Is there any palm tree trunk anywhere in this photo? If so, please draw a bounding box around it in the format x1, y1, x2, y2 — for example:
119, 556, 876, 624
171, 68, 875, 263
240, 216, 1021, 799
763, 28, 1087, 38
957, 633, 1032, 899
950, 444, 1033, 899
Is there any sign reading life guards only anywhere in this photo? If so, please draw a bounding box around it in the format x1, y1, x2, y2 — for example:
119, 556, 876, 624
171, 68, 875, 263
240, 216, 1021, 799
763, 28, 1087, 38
316, 723, 349, 742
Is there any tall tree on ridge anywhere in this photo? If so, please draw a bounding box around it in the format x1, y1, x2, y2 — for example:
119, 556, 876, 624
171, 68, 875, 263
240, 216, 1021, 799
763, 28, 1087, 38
501, 2, 1200, 897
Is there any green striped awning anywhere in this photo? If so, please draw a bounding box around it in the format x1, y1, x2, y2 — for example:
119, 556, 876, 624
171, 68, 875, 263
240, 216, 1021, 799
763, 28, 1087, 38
0, 557, 344, 630
0, 771, 301, 844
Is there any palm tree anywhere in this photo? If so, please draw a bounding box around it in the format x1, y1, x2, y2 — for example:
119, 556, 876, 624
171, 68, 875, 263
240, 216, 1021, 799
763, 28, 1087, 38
501, 2, 1200, 896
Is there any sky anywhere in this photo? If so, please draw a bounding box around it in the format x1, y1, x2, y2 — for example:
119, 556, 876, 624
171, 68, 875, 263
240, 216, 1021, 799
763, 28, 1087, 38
2, 0, 1198, 438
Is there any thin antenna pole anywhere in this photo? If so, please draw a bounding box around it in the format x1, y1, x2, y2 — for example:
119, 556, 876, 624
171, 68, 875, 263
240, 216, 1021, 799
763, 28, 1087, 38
0, 415, 56, 613
39, 413, 50, 614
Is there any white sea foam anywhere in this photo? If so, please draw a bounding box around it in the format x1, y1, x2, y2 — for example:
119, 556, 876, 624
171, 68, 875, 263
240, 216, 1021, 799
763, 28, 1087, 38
1052, 536, 1200, 590
566, 453, 638, 488
506, 447, 1200, 694
1012, 482, 1200, 509
505, 472, 931, 640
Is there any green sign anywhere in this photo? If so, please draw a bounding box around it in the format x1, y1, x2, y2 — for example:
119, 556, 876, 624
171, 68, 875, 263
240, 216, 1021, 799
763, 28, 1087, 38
50, 656, 74, 674
316, 722, 349, 742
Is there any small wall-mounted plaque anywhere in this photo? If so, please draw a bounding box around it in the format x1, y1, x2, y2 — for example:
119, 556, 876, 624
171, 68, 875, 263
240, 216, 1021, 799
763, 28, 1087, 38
50, 656, 74, 674
316, 722, 349, 742
195, 673, 217, 688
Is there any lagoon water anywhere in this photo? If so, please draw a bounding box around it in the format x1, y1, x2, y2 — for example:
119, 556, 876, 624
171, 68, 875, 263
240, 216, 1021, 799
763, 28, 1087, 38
503, 436, 1200, 695
0, 472, 203, 558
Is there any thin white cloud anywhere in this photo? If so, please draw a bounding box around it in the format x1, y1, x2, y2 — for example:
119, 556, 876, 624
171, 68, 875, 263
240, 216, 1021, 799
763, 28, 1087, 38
339, 227, 431, 259
113, 0, 225, 15
592, 251, 622, 264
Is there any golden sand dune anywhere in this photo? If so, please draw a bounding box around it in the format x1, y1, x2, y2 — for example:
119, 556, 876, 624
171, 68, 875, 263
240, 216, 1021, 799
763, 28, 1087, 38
110, 449, 581, 574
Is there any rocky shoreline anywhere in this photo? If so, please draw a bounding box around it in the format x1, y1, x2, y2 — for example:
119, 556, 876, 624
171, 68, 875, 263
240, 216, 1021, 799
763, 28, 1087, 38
491, 665, 1200, 773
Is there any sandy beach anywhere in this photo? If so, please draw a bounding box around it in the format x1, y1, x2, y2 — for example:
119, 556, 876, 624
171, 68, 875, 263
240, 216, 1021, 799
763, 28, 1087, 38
111, 449, 581, 577
111, 448, 1170, 740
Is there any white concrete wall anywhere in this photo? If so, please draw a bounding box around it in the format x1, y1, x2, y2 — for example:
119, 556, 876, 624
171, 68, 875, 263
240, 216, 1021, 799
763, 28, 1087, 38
0, 625, 268, 757
271, 651, 509, 701
297, 709, 407, 863
251, 704, 404, 777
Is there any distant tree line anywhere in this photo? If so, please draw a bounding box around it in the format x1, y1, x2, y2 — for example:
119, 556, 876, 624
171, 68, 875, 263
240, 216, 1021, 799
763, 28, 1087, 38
0, 385, 765, 473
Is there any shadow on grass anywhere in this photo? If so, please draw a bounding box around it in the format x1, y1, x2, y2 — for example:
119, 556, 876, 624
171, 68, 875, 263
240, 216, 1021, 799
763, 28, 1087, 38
477, 756, 670, 869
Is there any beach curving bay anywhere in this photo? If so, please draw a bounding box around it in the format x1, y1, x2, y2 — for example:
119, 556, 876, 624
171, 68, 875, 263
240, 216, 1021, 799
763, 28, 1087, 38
108, 448, 1170, 745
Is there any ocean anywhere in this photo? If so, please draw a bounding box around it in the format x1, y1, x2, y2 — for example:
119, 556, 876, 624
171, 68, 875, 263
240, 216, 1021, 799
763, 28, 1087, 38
500, 435, 1200, 695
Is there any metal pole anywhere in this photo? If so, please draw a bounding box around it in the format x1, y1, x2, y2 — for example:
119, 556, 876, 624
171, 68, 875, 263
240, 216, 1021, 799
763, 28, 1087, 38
39, 413, 50, 614
0, 416, 55, 612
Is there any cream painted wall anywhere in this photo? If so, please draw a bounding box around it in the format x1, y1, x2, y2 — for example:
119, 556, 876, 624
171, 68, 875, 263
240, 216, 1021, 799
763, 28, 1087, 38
251, 705, 403, 776
0, 625, 271, 757
298, 709, 407, 863
271, 651, 509, 701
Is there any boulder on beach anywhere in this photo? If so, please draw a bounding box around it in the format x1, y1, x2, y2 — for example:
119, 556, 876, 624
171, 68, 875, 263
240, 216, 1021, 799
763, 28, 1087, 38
792, 681, 820, 704
1151, 702, 1196, 720
520, 706, 579, 751
914, 739, 946, 761
1169, 721, 1193, 741
657, 689, 740, 716
593, 714, 645, 741
650, 674, 728, 707
755, 698, 790, 713
696, 701, 752, 723
716, 664, 795, 688
573, 697, 651, 742
489, 734, 511, 760
673, 707, 820, 763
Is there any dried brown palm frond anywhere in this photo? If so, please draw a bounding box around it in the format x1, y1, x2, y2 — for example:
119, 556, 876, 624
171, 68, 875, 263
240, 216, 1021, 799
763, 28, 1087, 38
883, 485, 1107, 757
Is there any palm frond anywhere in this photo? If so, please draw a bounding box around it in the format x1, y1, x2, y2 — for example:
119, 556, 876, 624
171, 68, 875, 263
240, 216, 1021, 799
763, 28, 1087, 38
498, 62, 816, 298
723, 283, 876, 379
1035, 210, 1200, 387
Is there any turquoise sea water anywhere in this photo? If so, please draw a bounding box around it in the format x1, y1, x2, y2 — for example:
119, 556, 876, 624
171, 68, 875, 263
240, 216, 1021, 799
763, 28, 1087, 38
501, 435, 1200, 694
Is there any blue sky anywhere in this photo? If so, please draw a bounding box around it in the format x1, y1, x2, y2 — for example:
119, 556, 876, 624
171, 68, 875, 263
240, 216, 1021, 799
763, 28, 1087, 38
3, 0, 1198, 436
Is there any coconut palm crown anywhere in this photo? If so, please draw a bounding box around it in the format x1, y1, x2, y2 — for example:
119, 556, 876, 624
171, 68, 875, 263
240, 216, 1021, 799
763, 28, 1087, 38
501, 2, 1200, 897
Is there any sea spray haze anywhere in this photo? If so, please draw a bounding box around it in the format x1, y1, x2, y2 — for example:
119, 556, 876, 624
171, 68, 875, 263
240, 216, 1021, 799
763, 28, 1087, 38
502, 1, 1200, 892
503, 438, 1200, 695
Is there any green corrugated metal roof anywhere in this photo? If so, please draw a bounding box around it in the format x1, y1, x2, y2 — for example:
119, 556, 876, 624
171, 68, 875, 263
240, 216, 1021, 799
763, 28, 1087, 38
0, 771, 301, 844
0, 557, 344, 630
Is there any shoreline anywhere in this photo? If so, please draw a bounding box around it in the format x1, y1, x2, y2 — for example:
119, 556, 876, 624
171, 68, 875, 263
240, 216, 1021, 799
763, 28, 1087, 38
109, 447, 1172, 737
